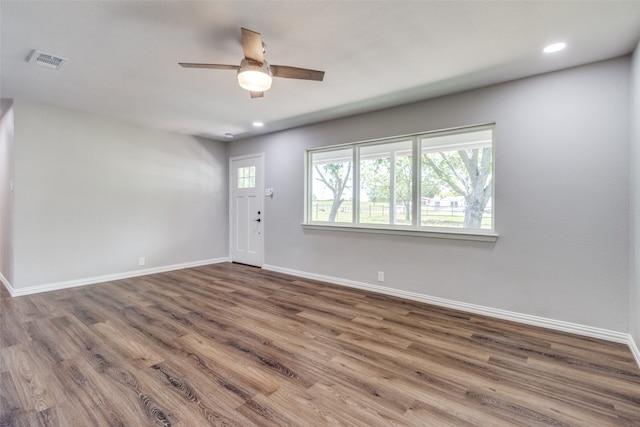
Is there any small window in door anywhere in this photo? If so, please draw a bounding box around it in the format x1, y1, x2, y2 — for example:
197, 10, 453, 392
237, 166, 256, 189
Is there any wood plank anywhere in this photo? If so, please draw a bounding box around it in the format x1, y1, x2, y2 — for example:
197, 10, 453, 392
3, 344, 65, 412
1, 262, 639, 426
146, 360, 256, 426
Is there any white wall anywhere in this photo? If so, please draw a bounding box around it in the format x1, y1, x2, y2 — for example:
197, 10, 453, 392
11, 100, 228, 289
630, 42, 640, 347
0, 102, 14, 285
229, 57, 631, 332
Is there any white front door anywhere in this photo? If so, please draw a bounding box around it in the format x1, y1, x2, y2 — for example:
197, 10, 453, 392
229, 154, 264, 266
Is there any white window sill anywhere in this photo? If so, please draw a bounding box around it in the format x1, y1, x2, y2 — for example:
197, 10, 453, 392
301, 223, 498, 242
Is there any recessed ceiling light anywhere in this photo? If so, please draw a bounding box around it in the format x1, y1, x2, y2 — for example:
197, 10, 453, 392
253, 122, 264, 127
224, 132, 234, 138
543, 42, 566, 54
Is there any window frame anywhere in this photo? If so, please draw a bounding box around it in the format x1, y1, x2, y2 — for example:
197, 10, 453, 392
303, 123, 498, 242
356, 137, 416, 227
237, 165, 256, 189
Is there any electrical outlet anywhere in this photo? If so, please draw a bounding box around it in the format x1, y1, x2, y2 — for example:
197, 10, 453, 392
138, 257, 145, 266
377, 271, 384, 282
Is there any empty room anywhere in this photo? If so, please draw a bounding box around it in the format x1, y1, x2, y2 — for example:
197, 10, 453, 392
1, 1, 640, 425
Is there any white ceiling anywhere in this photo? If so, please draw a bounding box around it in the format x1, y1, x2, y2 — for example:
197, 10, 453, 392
2, 1, 640, 141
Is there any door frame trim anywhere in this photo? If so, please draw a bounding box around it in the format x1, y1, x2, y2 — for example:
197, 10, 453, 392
229, 153, 265, 267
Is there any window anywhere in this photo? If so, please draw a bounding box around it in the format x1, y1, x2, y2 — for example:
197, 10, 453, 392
309, 148, 353, 223
305, 124, 495, 238
420, 128, 493, 230
237, 166, 256, 189
359, 139, 413, 225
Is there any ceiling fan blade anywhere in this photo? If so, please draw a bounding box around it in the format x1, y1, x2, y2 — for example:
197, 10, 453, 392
250, 91, 264, 99
270, 65, 325, 81
179, 63, 239, 70
241, 28, 264, 63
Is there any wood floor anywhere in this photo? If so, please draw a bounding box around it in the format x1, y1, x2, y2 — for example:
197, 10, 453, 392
1, 263, 639, 426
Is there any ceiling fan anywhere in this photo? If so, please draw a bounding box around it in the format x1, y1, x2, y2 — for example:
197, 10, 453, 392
179, 27, 325, 98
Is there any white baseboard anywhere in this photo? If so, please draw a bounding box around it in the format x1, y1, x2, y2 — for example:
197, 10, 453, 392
0, 271, 13, 295
263, 264, 639, 368
7, 257, 230, 297
630, 335, 640, 368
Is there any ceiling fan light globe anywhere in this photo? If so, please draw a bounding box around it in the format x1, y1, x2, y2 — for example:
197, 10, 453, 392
238, 70, 272, 91
237, 59, 272, 92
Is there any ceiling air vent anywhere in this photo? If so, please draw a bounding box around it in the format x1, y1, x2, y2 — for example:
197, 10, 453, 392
27, 50, 67, 70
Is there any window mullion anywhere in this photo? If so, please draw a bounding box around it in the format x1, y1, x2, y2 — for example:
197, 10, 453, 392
390, 150, 396, 224
353, 146, 359, 224
412, 136, 419, 228
304, 151, 310, 222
